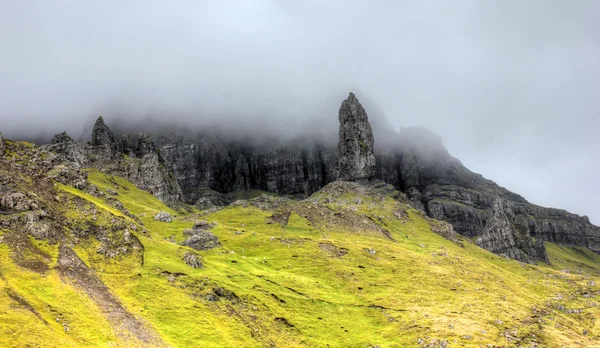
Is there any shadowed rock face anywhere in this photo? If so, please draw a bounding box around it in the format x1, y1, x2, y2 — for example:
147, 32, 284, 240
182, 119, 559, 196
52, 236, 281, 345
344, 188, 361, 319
155, 132, 337, 203
335, 92, 376, 181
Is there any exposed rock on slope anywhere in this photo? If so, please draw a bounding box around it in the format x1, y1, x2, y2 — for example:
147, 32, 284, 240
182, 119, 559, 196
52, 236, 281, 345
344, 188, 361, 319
44, 117, 182, 205
475, 197, 548, 263
393, 126, 600, 262
335, 92, 376, 181
42, 132, 89, 168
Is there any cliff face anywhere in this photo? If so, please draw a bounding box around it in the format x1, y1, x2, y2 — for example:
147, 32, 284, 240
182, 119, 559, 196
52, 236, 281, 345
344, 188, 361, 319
391, 126, 600, 262
37, 95, 600, 263
155, 132, 336, 205
151, 98, 600, 263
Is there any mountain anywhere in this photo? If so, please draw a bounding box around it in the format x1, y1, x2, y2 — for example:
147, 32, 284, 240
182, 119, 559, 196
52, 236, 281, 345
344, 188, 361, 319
0, 93, 599, 347
105, 93, 597, 264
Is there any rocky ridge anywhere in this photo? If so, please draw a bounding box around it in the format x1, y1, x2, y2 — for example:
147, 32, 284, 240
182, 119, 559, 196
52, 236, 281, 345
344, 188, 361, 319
43, 116, 182, 205
25, 93, 600, 263
144, 94, 600, 263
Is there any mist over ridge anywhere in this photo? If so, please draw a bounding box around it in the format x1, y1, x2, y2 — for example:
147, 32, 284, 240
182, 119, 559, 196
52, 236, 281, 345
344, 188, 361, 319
1, 1, 599, 222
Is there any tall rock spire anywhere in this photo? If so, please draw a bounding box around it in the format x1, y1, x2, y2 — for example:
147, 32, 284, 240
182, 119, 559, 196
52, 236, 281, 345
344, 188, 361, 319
335, 92, 376, 181
89, 115, 119, 162
91, 116, 115, 147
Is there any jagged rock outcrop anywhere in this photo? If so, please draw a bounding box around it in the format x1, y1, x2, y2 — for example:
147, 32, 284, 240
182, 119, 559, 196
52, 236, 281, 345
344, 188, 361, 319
91, 116, 115, 147
40, 117, 182, 205
335, 92, 376, 181
42, 132, 89, 168
394, 126, 600, 261
0, 192, 39, 212
89, 116, 119, 163
183, 252, 203, 268
124, 145, 182, 205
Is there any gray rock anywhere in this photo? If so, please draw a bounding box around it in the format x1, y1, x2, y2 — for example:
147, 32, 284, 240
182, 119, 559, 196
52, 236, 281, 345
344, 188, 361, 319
137, 133, 156, 157
335, 92, 376, 181
42, 132, 89, 168
193, 187, 230, 210
126, 152, 182, 205
155, 131, 336, 203
193, 220, 216, 230
154, 211, 172, 223
476, 197, 547, 263
121, 133, 134, 156
0, 132, 5, 155
183, 252, 203, 268
182, 230, 220, 251
0, 192, 38, 211
206, 294, 219, 302
91, 116, 115, 147
88, 116, 120, 165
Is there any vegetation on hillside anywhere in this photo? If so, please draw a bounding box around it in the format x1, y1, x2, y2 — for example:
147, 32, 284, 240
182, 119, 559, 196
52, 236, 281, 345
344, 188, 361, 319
0, 140, 599, 347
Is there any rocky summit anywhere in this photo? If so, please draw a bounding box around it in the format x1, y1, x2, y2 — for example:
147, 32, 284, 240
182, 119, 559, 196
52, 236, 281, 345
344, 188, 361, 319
1, 93, 600, 347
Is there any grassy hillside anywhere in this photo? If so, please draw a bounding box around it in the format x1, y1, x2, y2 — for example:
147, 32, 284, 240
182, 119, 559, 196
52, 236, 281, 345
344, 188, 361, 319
1, 143, 599, 347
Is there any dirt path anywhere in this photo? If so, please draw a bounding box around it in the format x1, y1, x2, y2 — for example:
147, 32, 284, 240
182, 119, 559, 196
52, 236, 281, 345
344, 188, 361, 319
57, 244, 168, 347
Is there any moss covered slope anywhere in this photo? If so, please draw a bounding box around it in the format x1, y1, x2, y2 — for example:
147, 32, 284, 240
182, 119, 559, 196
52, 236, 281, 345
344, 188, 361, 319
0, 139, 599, 347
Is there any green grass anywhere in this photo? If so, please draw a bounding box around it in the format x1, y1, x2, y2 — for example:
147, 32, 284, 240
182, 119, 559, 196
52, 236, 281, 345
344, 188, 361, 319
1, 169, 599, 347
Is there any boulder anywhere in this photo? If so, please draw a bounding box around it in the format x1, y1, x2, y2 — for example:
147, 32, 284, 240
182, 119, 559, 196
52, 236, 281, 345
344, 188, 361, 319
183, 252, 203, 268
182, 230, 220, 250
154, 211, 172, 223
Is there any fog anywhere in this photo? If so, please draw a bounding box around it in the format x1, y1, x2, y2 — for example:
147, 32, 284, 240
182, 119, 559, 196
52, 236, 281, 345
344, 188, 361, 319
1, 1, 599, 222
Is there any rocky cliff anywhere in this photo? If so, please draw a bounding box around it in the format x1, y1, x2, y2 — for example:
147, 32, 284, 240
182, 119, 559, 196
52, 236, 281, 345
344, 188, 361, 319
151, 95, 600, 263
154, 132, 337, 205
43, 117, 182, 205
35, 94, 600, 263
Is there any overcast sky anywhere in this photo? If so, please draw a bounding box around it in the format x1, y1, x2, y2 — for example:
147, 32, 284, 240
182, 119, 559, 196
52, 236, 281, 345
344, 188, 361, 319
1, 1, 599, 222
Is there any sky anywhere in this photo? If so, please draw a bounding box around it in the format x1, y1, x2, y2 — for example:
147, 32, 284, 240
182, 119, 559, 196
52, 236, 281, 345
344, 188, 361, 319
0, 1, 599, 222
